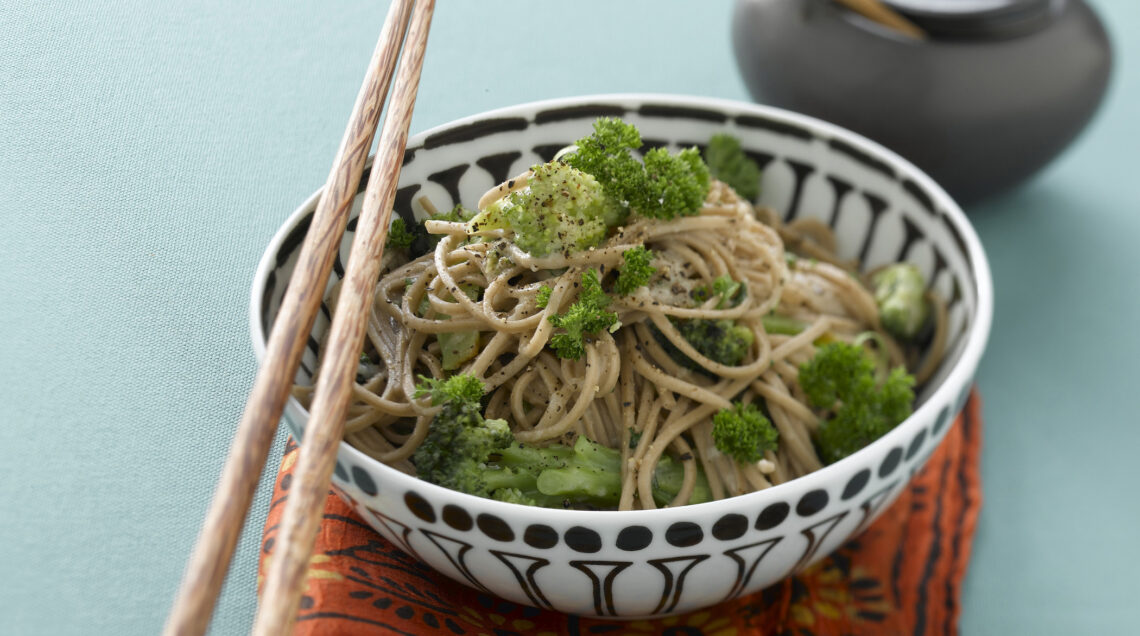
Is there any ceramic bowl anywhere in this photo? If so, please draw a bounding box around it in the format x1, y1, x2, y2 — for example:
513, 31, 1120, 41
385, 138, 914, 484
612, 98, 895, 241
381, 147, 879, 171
250, 94, 992, 618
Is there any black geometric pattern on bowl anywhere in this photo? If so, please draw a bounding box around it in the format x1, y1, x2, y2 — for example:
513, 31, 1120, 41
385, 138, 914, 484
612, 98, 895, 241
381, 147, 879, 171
254, 95, 990, 618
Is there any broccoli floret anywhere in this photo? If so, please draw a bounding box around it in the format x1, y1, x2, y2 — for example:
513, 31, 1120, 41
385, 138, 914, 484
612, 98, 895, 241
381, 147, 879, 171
548, 269, 618, 359
411, 375, 519, 499
460, 119, 712, 259
871, 263, 931, 342
704, 133, 762, 200
673, 318, 755, 366
692, 274, 746, 308
799, 342, 916, 464
466, 161, 621, 258
385, 217, 416, 250
563, 118, 644, 221
535, 285, 553, 309
565, 118, 710, 221
413, 204, 478, 254
413, 373, 484, 408
614, 245, 656, 295
637, 146, 710, 220
712, 402, 779, 464
435, 203, 478, 224
412, 375, 711, 508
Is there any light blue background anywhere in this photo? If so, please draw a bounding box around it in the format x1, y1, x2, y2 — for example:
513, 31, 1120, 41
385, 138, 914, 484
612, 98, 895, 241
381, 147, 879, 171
2, 1, 1137, 633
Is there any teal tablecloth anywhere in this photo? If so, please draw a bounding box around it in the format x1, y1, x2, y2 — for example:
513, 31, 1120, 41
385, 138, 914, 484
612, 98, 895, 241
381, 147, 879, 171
2, 1, 1138, 633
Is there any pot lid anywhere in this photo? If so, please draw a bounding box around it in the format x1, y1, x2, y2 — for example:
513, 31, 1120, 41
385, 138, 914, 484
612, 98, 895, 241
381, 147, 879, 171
883, 0, 1057, 37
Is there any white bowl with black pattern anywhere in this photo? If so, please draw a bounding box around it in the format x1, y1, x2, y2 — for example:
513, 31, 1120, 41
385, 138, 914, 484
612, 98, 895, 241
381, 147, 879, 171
250, 94, 992, 619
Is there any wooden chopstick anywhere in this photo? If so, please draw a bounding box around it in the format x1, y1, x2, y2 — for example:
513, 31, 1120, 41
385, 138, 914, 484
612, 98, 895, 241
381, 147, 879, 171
251, 1, 436, 634
162, 1, 416, 635
835, 0, 926, 40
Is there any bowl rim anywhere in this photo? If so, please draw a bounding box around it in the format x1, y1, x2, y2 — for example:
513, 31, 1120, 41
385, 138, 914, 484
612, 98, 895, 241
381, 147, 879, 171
249, 93, 993, 522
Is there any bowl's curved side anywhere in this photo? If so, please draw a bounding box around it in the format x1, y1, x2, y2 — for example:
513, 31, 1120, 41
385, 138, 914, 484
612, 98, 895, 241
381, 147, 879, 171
250, 94, 992, 618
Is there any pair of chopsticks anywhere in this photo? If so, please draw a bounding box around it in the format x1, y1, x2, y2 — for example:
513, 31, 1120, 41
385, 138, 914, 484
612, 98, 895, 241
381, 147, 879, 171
163, 1, 434, 634
163, 0, 916, 631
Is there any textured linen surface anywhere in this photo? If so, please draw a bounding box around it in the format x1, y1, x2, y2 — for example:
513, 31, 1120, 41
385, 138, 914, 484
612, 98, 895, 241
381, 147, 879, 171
258, 394, 982, 636
3, 0, 1140, 634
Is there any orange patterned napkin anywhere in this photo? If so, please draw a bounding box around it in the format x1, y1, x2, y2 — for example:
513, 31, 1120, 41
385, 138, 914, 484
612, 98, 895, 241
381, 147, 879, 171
259, 392, 981, 635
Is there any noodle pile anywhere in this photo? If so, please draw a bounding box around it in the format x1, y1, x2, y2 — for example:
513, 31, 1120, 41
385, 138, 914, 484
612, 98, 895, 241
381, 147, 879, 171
296, 176, 945, 510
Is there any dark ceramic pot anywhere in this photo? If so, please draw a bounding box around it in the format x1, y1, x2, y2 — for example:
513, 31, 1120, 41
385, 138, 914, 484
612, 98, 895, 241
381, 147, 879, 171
732, 0, 1112, 204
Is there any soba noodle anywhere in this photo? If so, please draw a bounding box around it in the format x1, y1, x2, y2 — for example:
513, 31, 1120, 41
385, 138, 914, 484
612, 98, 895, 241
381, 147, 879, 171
295, 169, 946, 510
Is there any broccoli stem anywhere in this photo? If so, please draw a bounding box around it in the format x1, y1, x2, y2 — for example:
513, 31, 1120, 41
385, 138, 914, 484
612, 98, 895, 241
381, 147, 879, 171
762, 314, 807, 336
497, 436, 710, 508
537, 465, 621, 503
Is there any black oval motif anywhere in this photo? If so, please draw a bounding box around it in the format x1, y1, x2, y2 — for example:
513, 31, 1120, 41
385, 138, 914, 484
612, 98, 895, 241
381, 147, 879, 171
755, 502, 790, 530
404, 491, 435, 523
616, 525, 653, 551
712, 514, 748, 541
796, 489, 829, 517
351, 466, 377, 496
523, 524, 559, 549
441, 504, 472, 531
842, 469, 871, 501
564, 526, 602, 553
476, 513, 514, 542
333, 461, 348, 481
666, 521, 704, 547
880, 447, 903, 478
933, 405, 952, 435
906, 429, 928, 461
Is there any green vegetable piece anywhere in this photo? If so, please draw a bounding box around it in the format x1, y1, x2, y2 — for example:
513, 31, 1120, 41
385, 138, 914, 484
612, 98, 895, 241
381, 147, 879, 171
799, 342, 916, 464
464, 198, 512, 235
762, 314, 808, 336
712, 402, 779, 464
563, 118, 645, 220
548, 270, 618, 359
413, 376, 713, 509
672, 318, 755, 367
648, 452, 713, 506
436, 204, 478, 224
440, 330, 480, 370
637, 146, 710, 220
414, 373, 484, 408
385, 217, 416, 250
412, 374, 518, 501
412, 204, 478, 254
704, 133, 762, 200
535, 285, 553, 309
416, 285, 481, 370
535, 436, 622, 503
476, 161, 620, 258
566, 118, 710, 221
693, 274, 745, 308
871, 263, 931, 341
504, 436, 711, 508
614, 245, 656, 294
